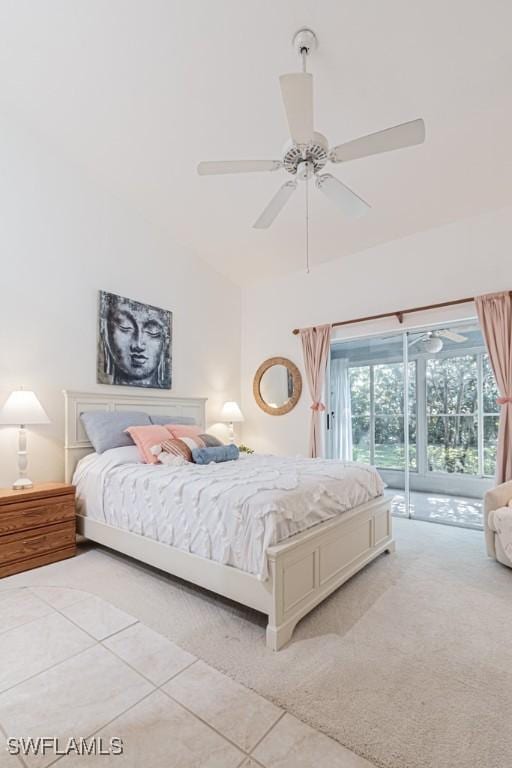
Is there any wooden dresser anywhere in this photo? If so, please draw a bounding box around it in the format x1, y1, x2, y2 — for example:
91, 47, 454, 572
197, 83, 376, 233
0, 483, 76, 578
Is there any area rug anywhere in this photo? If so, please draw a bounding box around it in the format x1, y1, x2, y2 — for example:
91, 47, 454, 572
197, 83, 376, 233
4, 518, 512, 768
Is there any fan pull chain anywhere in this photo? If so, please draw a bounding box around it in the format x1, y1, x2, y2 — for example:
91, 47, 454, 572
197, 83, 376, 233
305, 174, 310, 274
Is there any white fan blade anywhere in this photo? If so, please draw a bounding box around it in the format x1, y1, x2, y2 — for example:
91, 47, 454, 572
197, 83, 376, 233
408, 335, 425, 348
279, 73, 314, 145
436, 329, 468, 343
316, 174, 370, 218
330, 119, 425, 163
253, 181, 297, 229
197, 160, 281, 175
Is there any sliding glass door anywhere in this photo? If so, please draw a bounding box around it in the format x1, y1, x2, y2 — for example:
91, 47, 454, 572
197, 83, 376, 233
328, 321, 498, 528
329, 333, 409, 518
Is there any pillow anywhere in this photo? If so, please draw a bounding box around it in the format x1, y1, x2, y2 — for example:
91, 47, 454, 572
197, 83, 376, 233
199, 433, 224, 448
180, 435, 206, 451
166, 424, 203, 439
80, 411, 150, 454
192, 444, 239, 465
148, 414, 196, 426
125, 425, 171, 464
150, 443, 188, 467
160, 437, 193, 463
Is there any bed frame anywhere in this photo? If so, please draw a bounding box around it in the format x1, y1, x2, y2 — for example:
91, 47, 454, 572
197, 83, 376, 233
64, 390, 395, 651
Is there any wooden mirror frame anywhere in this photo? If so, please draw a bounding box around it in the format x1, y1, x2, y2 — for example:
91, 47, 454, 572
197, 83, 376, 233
253, 357, 302, 416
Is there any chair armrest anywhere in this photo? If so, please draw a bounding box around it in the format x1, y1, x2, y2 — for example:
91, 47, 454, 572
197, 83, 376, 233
484, 480, 512, 515
484, 480, 512, 558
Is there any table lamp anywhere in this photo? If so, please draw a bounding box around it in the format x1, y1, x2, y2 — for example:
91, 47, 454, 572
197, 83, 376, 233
0, 388, 50, 489
220, 401, 244, 444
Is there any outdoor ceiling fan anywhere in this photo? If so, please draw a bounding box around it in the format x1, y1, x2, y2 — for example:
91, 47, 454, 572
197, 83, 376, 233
409, 329, 468, 354
197, 28, 426, 242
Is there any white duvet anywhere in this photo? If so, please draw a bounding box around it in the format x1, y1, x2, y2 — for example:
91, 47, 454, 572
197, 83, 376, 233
73, 447, 385, 580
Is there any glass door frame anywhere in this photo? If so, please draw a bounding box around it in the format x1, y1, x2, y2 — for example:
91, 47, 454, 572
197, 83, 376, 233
326, 316, 493, 521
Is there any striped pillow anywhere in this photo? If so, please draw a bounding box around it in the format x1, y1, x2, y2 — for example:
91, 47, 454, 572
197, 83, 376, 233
180, 435, 206, 451
160, 438, 193, 463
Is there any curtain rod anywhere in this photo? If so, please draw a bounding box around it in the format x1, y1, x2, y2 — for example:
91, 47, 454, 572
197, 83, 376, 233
291, 294, 504, 336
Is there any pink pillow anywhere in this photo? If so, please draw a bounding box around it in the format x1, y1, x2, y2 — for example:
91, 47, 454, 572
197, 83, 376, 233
125, 425, 171, 464
165, 424, 203, 439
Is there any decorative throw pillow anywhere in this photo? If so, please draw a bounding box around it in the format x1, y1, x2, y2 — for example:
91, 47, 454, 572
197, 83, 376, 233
150, 444, 188, 467
192, 444, 239, 465
148, 414, 196, 426
160, 437, 193, 463
179, 435, 206, 451
199, 433, 224, 447
81, 411, 151, 454
165, 424, 204, 439
124, 425, 171, 464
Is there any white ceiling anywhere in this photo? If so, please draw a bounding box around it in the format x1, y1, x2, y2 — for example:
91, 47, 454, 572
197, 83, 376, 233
1, 0, 511, 285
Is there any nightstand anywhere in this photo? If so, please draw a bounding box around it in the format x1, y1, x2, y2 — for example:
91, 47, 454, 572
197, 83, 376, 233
0, 483, 76, 578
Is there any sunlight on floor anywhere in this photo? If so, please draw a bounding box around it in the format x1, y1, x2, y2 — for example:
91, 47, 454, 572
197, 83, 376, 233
388, 490, 483, 529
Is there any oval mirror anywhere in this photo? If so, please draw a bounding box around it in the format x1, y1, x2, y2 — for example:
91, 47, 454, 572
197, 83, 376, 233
253, 357, 302, 416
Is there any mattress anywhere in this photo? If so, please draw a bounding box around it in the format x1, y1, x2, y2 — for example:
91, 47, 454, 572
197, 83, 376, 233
73, 447, 385, 580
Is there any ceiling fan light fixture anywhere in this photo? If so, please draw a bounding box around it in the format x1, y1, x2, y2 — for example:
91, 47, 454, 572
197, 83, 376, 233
197, 27, 426, 271
423, 336, 444, 353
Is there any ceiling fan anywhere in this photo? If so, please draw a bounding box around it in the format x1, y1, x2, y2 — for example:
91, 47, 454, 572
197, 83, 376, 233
197, 28, 426, 238
409, 329, 468, 354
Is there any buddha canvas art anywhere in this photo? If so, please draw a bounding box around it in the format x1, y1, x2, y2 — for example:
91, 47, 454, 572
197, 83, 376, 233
97, 290, 172, 389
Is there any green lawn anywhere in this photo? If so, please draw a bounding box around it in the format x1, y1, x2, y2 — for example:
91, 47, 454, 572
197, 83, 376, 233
352, 444, 496, 475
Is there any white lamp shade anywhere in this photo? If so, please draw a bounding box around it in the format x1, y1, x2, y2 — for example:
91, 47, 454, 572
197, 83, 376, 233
0, 390, 50, 425
220, 401, 244, 423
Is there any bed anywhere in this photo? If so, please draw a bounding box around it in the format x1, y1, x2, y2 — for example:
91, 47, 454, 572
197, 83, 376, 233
64, 390, 394, 650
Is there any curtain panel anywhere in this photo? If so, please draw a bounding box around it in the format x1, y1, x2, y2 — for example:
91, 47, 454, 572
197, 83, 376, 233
299, 324, 331, 458
475, 291, 512, 483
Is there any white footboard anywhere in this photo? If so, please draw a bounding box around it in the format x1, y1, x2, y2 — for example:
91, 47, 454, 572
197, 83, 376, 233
265, 496, 393, 651
76, 497, 393, 653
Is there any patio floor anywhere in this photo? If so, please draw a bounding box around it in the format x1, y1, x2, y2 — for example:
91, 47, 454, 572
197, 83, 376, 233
387, 489, 483, 529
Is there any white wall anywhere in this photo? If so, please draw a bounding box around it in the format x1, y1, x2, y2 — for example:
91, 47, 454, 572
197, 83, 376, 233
0, 113, 241, 486
241, 205, 512, 456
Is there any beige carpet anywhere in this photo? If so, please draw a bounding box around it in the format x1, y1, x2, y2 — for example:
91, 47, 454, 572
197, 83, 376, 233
4, 518, 512, 768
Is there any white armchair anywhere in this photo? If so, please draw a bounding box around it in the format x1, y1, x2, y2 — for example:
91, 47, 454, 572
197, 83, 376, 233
484, 480, 512, 567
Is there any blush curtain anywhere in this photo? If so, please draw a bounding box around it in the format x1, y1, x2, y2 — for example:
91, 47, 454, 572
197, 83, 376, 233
299, 324, 331, 458
475, 291, 512, 483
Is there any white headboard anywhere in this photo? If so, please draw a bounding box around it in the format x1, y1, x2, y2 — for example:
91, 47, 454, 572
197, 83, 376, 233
63, 389, 207, 483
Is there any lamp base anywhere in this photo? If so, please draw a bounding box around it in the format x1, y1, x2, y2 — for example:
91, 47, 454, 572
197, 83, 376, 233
12, 477, 33, 491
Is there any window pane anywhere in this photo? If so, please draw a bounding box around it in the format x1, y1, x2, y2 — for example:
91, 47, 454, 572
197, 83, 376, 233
374, 364, 404, 414
483, 354, 500, 413
349, 366, 370, 417
408, 416, 417, 471
374, 415, 417, 470
351, 415, 370, 463
407, 362, 417, 419
426, 355, 477, 414
375, 415, 403, 468
427, 415, 478, 473
484, 415, 499, 476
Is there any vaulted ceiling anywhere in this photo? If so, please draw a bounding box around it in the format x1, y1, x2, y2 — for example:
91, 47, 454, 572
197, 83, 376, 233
1, 0, 511, 284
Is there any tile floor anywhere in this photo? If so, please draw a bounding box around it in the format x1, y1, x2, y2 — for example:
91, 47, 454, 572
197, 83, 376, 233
0, 586, 373, 768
